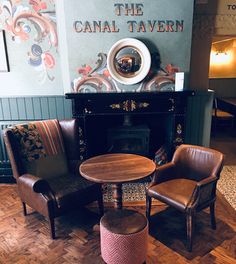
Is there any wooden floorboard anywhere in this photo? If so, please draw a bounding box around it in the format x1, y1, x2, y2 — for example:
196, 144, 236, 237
0, 184, 235, 264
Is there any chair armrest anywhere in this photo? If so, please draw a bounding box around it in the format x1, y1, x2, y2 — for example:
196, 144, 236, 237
150, 162, 176, 186
18, 174, 52, 194
197, 175, 218, 188
189, 175, 218, 208
17, 174, 57, 217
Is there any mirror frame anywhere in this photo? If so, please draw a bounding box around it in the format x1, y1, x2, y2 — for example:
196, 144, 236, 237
107, 38, 151, 85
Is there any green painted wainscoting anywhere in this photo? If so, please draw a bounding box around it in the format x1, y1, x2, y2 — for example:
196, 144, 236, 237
0, 96, 72, 121
0, 92, 213, 182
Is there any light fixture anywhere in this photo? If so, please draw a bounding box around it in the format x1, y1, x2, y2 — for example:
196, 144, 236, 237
210, 50, 232, 65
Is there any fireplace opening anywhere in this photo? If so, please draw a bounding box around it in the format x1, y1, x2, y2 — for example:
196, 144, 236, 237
84, 113, 174, 160
107, 124, 150, 156
107, 114, 150, 156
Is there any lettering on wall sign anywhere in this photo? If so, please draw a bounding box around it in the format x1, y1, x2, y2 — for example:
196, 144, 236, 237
228, 4, 236, 10
127, 20, 184, 33
73, 2, 185, 33
114, 3, 144, 16
74, 21, 120, 33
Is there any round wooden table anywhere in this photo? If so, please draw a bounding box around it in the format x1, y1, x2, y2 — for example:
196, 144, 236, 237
79, 153, 156, 209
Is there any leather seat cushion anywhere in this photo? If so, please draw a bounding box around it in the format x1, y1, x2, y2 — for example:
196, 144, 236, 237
147, 179, 197, 211
47, 174, 100, 208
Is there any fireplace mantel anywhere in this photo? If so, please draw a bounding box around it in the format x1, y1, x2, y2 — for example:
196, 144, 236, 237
65, 91, 194, 160
66, 91, 194, 115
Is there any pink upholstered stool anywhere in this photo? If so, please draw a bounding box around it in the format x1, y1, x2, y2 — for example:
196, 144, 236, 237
100, 209, 148, 264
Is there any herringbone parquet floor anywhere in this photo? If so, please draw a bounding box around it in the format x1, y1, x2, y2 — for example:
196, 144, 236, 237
0, 184, 235, 264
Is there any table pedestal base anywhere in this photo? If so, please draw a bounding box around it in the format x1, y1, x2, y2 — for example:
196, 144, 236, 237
112, 184, 122, 209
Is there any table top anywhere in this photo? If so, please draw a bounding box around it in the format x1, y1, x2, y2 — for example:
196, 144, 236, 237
79, 153, 156, 184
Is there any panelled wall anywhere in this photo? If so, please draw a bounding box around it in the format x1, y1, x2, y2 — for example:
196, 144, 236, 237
0, 96, 72, 121
209, 79, 236, 98
0, 92, 213, 183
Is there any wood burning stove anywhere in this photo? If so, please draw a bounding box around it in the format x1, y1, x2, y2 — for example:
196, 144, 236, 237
107, 124, 150, 156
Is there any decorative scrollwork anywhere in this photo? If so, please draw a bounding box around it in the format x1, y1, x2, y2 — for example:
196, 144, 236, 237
175, 137, 183, 143
78, 127, 83, 137
142, 75, 175, 92
74, 75, 115, 93
176, 124, 182, 134
84, 108, 92, 114
168, 98, 175, 112
110, 100, 149, 112
173, 124, 184, 146
80, 146, 86, 153
78, 126, 86, 160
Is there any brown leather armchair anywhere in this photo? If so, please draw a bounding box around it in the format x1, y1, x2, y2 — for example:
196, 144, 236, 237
146, 144, 224, 251
4, 119, 104, 239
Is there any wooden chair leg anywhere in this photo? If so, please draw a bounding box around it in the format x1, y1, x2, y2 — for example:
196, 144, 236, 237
210, 203, 216, 230
146, 195, 152, 222
186, 211, 194, 252
22, 202, 27, 216
49, 217, 55, 239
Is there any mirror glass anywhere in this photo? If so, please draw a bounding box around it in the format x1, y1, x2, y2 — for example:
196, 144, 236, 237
114, 47, 142, 78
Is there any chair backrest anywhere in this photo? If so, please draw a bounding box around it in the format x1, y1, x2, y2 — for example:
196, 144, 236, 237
4, 119, 69, 180
172, 144, 224, 181
59, 119, 83, 173
212, 98, 217, 117
212, 98, 233, 119
213, 98, 218, 109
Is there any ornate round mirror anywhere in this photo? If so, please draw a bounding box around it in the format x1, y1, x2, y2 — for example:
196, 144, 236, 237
107, 38, 151, 85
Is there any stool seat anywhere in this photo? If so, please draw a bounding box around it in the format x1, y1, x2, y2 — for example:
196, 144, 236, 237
100, 209, 148, 264
100, 209, 147, 235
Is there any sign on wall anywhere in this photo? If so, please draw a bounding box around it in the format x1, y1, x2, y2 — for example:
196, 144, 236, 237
214, 0, 236, 35
59, 0, 194, 93
217, 0, 236, 14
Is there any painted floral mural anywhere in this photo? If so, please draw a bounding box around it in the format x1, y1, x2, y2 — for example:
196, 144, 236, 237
0, 0, 58, 83
73, 53, 117, 93
73, 52, 180, 93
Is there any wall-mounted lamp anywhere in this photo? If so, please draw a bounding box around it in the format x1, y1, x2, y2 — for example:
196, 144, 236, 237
210, 50, 232, 65
209, 38, 236, 78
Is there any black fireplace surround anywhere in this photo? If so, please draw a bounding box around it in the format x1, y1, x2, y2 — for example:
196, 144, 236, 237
65, 91, 194, 162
